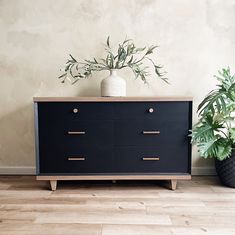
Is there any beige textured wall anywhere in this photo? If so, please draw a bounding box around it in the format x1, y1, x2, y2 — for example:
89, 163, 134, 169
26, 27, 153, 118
0, 0, 235, 172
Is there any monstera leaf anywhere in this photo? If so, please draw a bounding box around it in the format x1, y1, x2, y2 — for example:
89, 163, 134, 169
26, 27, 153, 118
192, 67, 235, 161
192, 114, 223, 141
229, 128, 235, 143
197, 137, 232, 160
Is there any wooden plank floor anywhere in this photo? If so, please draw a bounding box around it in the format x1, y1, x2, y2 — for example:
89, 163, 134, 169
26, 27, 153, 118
0, 176, 235, 235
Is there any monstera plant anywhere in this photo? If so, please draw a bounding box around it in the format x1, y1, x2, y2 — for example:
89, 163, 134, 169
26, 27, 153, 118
191, 67, 235, 187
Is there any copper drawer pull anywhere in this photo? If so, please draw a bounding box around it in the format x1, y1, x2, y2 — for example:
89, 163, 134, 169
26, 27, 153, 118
68, 131, 86, 135
68, 157, 85, 161
142, 157, 160, 161
142, 131, 160, 134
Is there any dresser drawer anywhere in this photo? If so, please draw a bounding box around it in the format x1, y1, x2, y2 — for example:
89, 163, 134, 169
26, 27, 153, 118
112, 147, 189, 173
38, 102, 114, 121
64, 120, 113, 146
38, 101, 190, 121
113, 101, 190, 120
40, 146, 115, 174
39, 119, 114, 152
114, 119, 189, 146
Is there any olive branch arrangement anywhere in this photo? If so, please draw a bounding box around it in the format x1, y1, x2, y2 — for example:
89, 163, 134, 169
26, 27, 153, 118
59, 36, 168, 84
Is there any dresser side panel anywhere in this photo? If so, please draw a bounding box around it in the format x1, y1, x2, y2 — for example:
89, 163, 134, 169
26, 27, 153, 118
34, 102, 40, 175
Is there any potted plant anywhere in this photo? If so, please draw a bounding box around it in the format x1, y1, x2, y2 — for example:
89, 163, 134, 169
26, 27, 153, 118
59, 36, 168, 97
191, 67, 235, 187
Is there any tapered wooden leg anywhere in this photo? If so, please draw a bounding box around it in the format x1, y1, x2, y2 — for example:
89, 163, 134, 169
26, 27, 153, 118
50, 180, 57, 191
170, 179, 177, 190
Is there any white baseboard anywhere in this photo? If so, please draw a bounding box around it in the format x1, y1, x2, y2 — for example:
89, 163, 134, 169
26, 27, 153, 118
0, 166, 36, 175
192, 166, 216, 175
0, 166, 216, 176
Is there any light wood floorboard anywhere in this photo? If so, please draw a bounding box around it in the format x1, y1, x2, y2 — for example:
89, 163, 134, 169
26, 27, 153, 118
0, 176, 235, 234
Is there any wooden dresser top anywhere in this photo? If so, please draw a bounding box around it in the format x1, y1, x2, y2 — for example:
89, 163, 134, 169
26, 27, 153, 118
33, 97, 193, 102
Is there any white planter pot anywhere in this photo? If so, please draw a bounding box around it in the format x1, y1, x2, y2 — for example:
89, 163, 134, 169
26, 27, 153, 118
101, 69, 126, 97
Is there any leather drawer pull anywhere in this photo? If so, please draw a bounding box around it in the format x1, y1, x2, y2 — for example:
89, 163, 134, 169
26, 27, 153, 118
68, 131, 86, 135
68, 157, 85, 161
142, 131, 160, 135
142, 157, 160, 161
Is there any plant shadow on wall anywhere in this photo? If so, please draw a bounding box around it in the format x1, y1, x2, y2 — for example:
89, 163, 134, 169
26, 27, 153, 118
191, 67, 235, 187
58, 36, 168, 97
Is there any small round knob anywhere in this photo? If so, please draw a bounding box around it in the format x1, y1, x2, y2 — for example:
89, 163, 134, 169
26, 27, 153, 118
148, 108, 154, 113
73, 108, 79, 113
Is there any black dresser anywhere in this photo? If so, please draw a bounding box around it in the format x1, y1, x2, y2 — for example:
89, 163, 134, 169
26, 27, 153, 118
34, 97, 192, 190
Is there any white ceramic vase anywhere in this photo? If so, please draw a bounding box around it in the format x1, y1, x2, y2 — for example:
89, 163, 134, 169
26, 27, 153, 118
101, 69, 126, 97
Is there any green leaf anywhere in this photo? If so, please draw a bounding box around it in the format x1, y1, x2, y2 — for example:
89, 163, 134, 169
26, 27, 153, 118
198, 90, 227, 116
69, 54, 77, 62
229, 128, 235, 143
196, 137, 231, 160
127, 43, 135, 55
154, 65, 163, 77
64, 63, 71, 72
117, 45, 126, 62
145, 45, 158, 55
160, 77, 170, 84
215, 139, 232, 160
106, 36, 110, 48
58, 73, 67, 79
109, 53, 114, 68
105, 54, 110, 68
191, 123, 214, 143
134, 47, 146, 53
127, 55, 133, 64
228, 83, 235, 101
197, 138, 218, 158
123, 38, 132, 45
